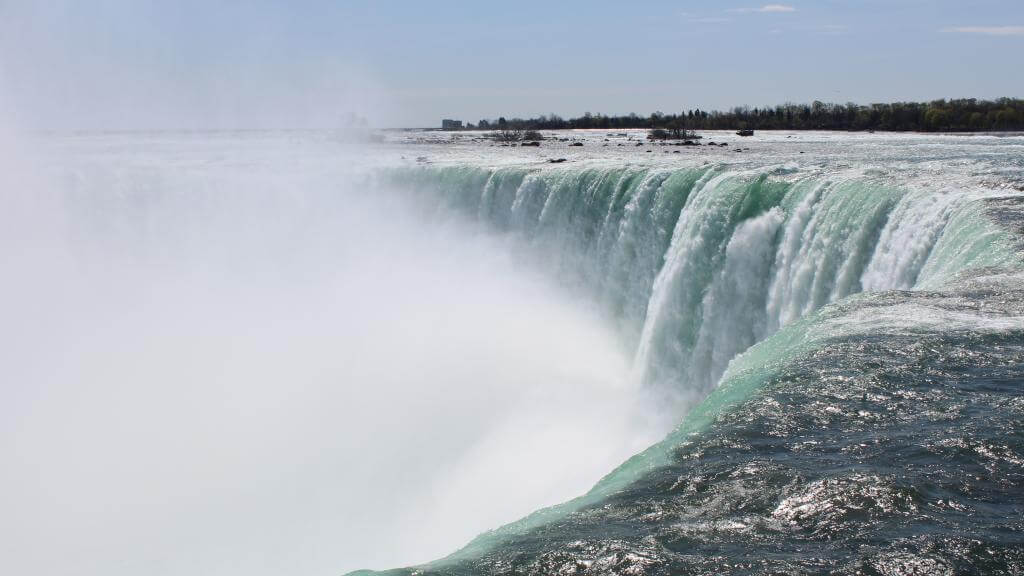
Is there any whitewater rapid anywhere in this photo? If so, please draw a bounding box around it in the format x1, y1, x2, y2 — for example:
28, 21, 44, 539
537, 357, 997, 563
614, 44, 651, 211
3, 129, 1023, 576
388, 158, 1018, 402
367, 129, 1024, 574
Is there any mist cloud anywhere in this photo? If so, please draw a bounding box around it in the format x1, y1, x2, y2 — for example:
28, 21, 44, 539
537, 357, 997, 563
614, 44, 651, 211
0, 126, 670, 574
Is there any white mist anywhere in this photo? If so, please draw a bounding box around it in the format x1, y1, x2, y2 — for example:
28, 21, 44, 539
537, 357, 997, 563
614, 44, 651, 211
0, 131, 666, 575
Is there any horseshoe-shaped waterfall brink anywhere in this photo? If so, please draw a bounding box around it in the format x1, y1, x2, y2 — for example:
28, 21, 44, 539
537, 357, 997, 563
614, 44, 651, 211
361, 140, 1024, 574
4, 130, 1024, 576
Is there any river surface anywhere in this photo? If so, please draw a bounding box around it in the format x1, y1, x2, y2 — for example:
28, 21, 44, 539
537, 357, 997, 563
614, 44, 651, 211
3, 129, 1022, 576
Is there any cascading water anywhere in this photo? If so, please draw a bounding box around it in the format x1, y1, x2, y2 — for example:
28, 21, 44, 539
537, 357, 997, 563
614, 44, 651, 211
5, 130, 1023, 576
387, 163, 1017, 402
373, 157, 1024, 574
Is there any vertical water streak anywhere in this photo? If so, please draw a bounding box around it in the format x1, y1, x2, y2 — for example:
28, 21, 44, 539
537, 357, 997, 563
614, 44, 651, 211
387, 164, 1012, 409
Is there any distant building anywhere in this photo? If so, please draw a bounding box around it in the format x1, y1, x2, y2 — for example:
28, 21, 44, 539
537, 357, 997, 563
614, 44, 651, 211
441, 119, 463, 131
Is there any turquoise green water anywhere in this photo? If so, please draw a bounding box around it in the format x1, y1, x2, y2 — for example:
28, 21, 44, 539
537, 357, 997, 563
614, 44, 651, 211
366, 160, 1024, 575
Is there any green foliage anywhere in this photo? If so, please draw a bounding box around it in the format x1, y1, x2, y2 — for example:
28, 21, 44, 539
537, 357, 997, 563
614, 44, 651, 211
478, 98, 1024, 132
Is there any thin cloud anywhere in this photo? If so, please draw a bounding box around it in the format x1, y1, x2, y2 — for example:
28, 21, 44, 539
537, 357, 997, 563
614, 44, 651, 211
689, 17, 732, 23
679, 10, 732, 24
729, 4, 797, 13
818, 24, 849, 35
942, 26, 1024, 36
760, 4, 797, 12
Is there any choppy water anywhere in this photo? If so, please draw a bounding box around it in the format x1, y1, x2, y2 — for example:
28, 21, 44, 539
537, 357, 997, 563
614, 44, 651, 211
375, 279, 1024, 575
5, 129, 1023, 576
363, 130, 1024, 575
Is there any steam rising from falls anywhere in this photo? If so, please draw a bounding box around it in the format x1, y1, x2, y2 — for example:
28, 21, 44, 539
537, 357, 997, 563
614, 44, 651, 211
3, 131, 1019, 576
0, 134, 671, 575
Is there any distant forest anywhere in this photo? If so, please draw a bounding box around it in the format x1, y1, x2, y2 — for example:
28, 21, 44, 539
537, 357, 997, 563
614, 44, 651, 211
470, 98, 1024, 132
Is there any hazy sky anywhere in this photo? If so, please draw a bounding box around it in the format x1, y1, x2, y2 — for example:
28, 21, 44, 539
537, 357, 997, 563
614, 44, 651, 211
1, 0, 1022, 129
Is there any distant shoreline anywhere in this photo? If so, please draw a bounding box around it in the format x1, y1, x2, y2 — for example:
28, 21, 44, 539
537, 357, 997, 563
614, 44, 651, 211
400, 127, 1024, 135
430, 98, 1024, 134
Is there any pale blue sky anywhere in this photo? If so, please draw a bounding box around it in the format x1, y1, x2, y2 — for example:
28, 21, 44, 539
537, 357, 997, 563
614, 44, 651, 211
1, 0, 1022, 129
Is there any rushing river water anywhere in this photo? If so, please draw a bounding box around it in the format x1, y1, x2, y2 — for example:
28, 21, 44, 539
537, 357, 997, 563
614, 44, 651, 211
3, 129, 1022, 576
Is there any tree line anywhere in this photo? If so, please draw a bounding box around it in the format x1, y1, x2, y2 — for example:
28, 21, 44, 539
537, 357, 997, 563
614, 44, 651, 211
468, 98, 1024, 132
